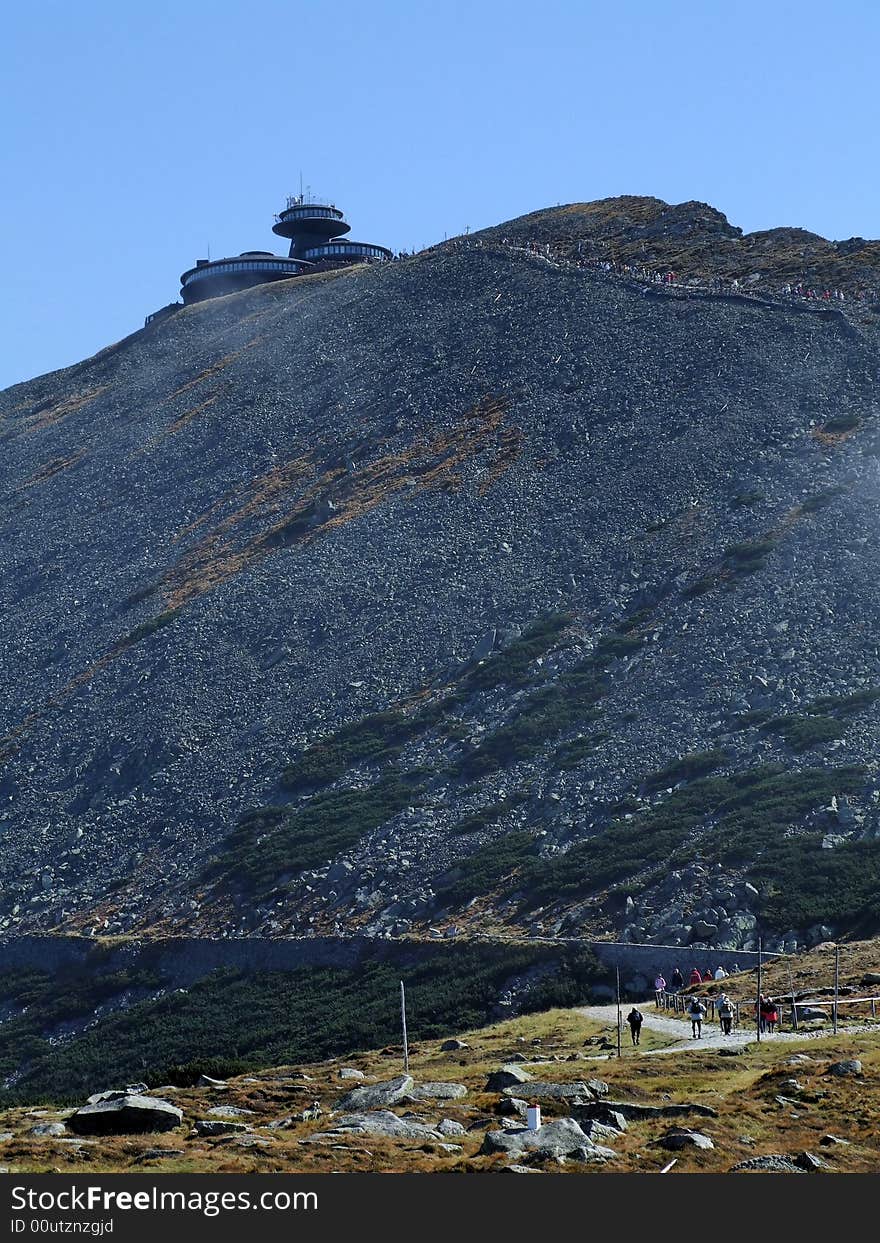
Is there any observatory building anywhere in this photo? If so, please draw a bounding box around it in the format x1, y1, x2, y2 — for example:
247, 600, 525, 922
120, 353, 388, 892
177, 195, 392, 305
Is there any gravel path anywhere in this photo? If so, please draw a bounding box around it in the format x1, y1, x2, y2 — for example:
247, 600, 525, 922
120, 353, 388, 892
577, 1002, 816, 1053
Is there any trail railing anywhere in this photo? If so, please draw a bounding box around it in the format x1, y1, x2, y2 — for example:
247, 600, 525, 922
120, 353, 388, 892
656, 989, 880, 1031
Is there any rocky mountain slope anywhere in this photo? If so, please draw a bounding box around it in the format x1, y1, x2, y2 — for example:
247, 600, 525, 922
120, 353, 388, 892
2, 195, 880, 951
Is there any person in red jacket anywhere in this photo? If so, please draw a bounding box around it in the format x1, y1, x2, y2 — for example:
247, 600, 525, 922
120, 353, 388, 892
689, 967, 703, 987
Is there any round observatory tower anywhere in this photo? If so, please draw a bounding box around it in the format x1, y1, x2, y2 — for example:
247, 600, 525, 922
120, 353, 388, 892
273, 195, 392, 268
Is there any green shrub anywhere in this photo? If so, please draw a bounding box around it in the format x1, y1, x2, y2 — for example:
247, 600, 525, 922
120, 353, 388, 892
642, 749, 726, 792
722, 537, 779, 574
455, 676, 604, 779
822, 414, 860, 433
703, 766, 865, 864
730, 491, 764, 509
806, 688, 880, 717
760, 715, 844, 751
463, 613, 573, 691
0, 946, 605, 1106
519, 765, 866, 908
282, 703, 446, 792
800, 486, 846, 514
753, 837, 880, 932
615, 607, 654, 635
437, 831, 538, 906
451, 793, 528, 834
454, 629, 644, 780
554, 733, 608, 771
121, 608, 182, 647
211, 776, 417, 895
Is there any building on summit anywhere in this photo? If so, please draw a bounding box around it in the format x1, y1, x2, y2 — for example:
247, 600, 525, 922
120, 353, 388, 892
176, 195, 391, 307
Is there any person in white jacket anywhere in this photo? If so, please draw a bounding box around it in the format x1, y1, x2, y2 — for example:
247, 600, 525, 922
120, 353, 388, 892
717, 993, 734, 1035
714, 965, 728, 980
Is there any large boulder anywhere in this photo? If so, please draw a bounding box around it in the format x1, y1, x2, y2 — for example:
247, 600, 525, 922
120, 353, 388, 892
730, 1154, 805, 1173
794, 1151, 830, 1171
440, 1039, 470, 1052
577, 1119, 623, 1144
68, 1093, 183, 1136
501, 1080, 595, 1101
336, 1074, 414, 1111
30, 1122, 66, 1137
570, 1104, 628, 1133
437, 1119, 466, 1136
481, 1118, 615, 1163
407, 1082, 468, 1101
827, 1059, 862, 1077
310, 1111, 441, 1141
655, 1128, 715, 1151
793, 1006, 829, 1022
193, 1120, 249, 1137
484, 1065, 532, 1091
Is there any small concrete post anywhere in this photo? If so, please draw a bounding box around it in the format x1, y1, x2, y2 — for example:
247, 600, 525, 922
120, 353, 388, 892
527, 1104, 541, 1132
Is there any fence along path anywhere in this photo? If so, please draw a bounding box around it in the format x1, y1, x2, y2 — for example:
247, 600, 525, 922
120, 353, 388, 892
653, 988, 880, 1037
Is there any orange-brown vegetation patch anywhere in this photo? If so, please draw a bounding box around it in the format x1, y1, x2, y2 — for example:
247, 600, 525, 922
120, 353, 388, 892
163, 396, 521, 610
811, 425, 861, 449
138, 391, 225, 455
21, 385, 110, 433
161, 340, 260, 405
17, 449, 87, 491
477, 424, 524, 495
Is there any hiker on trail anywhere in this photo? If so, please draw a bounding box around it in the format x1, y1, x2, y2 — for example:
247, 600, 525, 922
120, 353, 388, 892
718, 993, 734, 1035
627, 1007, 644, 1045
702, 968, 714, 983
761, 996, 779, 1034
670, 967, 684, 992
654, 972, 667, 994
714, 965, 728, 980
688, 997, 707, 1038
689, 967, 703, 987
731, 963, 741, 975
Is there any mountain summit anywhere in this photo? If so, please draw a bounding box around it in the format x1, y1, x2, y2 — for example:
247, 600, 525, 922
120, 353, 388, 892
2, 195, 880, 952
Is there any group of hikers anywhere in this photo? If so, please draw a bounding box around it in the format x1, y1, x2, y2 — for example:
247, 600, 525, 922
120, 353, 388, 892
626, 994, 735, 1041
620, 965, 784, 1043
653, 965, 736, 992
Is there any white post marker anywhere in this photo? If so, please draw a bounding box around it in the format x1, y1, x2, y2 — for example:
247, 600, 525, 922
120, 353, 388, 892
527, 1104, 541, 1132
400, 980, 409, 1074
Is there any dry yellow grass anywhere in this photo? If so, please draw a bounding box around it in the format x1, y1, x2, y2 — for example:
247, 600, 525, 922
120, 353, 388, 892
2, 1001, 877, 1174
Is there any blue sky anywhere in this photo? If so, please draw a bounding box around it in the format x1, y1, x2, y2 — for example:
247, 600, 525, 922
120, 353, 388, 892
2, 0, 878, 390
